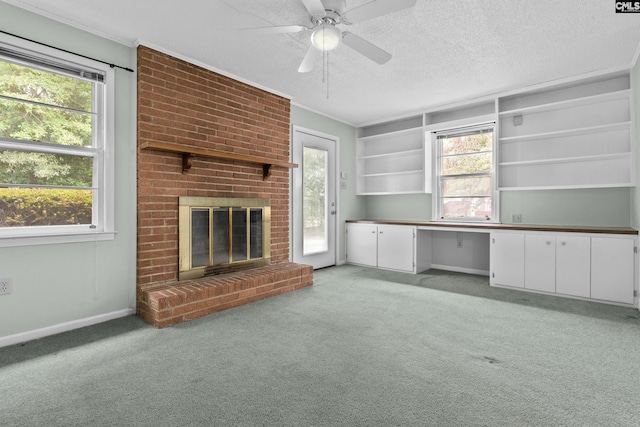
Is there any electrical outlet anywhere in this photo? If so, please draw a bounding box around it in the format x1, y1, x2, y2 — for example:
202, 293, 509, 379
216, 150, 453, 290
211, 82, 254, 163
512, 214, 522, 223
0, 277, 12, 295
513, 115, 523, 126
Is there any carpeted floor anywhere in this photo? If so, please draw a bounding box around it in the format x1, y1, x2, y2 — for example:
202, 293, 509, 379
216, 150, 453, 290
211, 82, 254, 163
1, 265, 639, 426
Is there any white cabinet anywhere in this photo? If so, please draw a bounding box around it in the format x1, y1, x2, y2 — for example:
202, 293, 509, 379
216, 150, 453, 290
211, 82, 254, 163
524, 234, 556, 293
490, 232, 525, 288
378, 225, 415, 272
356, 127, 427, 195
346, 223, 417, 273
523, 233, 591, 297
555, 235, 591, 298
492, 230, 635, 306
497, 73, 633, 190
591, 237, 635, 304
345, 223, 377, 267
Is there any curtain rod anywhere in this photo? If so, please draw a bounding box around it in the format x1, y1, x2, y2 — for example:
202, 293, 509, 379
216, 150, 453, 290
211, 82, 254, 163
0, 29, 134, 73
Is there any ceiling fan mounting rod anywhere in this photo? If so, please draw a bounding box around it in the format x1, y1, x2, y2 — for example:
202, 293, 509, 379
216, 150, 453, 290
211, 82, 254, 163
312, 10, 342, 26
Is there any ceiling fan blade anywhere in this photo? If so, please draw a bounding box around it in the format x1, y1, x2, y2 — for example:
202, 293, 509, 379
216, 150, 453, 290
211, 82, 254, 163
300, 0, 326, 17
240, 25, 306, 35
298, 45, 322, 73
342, 32, 391, 65
345, 0, 417, 24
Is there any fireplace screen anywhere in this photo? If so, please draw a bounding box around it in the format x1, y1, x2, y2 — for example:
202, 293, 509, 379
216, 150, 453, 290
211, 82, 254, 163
179, 197, 270, 280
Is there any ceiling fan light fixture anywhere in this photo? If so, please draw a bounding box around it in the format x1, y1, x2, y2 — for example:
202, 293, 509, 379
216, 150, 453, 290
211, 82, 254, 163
311, 24, 341, 51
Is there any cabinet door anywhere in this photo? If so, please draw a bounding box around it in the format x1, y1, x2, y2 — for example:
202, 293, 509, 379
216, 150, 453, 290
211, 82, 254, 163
377, 225, 415, 272
591, 237, 635, 304
556, 235, 590, 298
490, 232, 525, 288
525, 234, 556, 292
346, 224, 378, 267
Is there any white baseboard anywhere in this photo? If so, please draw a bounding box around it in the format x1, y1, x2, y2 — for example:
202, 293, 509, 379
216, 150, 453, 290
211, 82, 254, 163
430, 264, 490, 277
0, 308, 136, 348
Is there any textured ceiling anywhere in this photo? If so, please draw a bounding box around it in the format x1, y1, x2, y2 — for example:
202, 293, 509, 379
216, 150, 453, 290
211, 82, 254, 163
3, 0, 640, 126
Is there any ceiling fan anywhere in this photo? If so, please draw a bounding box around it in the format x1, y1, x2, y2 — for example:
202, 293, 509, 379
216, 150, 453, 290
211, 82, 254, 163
241, 0, 417, 73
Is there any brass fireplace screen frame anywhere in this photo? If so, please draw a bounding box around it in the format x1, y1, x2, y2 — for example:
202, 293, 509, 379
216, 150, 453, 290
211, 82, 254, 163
179, 197, 271, 280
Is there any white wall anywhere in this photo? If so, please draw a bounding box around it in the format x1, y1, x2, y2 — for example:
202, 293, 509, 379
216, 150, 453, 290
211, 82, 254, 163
290, 105, 363, 263
0, 3, 137, 343
431, 231, 490, 275
632, 59, 640, 230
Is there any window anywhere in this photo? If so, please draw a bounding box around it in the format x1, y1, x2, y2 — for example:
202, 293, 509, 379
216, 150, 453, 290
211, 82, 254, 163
433, 124, 495, 221
0, 34, 114, 246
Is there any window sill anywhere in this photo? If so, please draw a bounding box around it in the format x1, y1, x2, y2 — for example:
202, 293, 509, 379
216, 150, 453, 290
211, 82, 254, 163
0, 231, 116, 248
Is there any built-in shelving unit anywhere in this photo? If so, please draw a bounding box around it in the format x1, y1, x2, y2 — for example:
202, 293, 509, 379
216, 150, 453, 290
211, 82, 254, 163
356, 116, 427, 195
356, 70, 635, 196
497, 73, 633, 190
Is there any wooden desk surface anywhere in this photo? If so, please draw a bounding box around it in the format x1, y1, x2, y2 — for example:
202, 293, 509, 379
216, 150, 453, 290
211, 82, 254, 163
346, 220, 638, 235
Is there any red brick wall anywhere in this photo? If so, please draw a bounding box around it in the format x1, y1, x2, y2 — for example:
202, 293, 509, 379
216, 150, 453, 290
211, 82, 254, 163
136, 45, 291, 287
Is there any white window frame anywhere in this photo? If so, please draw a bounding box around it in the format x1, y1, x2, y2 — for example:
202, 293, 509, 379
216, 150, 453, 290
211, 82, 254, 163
431, 122, 498, 223
0, 33, 115, 247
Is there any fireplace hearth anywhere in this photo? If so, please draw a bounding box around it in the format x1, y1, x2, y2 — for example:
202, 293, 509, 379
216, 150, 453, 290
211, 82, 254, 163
179, 197, 270, 280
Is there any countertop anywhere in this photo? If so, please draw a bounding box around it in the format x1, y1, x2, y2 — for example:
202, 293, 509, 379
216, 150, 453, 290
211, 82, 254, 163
346, 219, 638, 235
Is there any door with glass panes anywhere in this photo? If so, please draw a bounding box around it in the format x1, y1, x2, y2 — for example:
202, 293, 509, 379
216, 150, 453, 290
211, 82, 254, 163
292, 127, 337, 269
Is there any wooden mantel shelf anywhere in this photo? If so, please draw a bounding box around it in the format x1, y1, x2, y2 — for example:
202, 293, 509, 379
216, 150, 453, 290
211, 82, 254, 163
140, 141, 298, 179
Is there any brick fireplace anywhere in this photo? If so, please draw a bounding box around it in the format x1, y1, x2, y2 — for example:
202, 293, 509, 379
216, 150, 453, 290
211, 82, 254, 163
136, 46, 312, 327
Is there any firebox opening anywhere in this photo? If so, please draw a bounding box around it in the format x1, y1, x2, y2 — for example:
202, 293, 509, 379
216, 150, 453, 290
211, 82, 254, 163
179, 197, 271, 280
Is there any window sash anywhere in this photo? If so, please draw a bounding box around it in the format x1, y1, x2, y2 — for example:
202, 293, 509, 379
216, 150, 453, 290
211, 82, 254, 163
0, 45, 105, 83
434, 123, 495, 221
440, 174, 492, 198
0, 93, 97, 117
435, 125, 494, 140
0, 33, 112, 242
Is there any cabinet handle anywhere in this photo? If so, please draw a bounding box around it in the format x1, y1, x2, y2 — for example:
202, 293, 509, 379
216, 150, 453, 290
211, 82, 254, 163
561, 242, 566, 246
492, 238, 495, 244
371, 230, 375, 234
546, 241, 551, 245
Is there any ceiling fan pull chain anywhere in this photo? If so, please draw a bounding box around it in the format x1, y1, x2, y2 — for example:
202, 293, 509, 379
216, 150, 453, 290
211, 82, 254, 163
326, 52, 330, 100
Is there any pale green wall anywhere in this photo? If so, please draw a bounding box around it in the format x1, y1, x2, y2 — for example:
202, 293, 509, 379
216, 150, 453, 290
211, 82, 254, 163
0, 3, 137, 339
632, 60, 640, 230
290, 105, 363, 263
501, 188, 632, 227
364, 188, 632, 227
365, 194, 432, 221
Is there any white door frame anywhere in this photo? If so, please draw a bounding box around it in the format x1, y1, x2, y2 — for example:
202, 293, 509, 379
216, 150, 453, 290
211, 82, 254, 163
291, 125, 339, 269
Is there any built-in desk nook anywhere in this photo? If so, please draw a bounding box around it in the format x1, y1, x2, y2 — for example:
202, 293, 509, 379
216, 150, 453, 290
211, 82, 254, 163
346, 220, 639, 308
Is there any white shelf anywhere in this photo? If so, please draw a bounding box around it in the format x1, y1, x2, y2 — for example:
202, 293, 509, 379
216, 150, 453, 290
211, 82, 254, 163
356, 126, 426, 195
499, 122, 631, 143
358, 148, 423, 160
496, 73, 633, 191
499, 89, 630, 117
357, 190, 426, 196
358, 126, 423, 141
498, 156, 632, 190
361, 169, 424, 178
498, 182, 635, 191
499, 152, 630, 168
